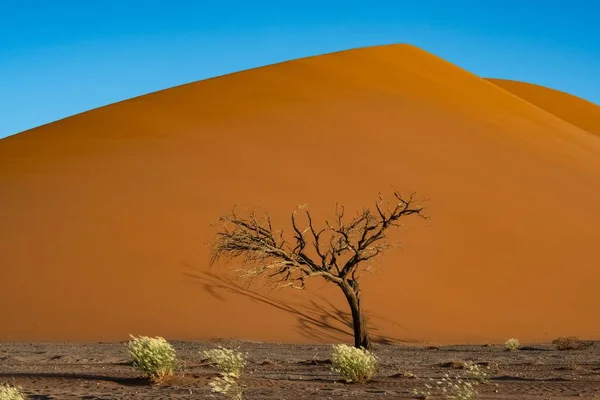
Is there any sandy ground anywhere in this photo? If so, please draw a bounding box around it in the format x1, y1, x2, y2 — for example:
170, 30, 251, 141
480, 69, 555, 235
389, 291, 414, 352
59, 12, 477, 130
1, 340, 600, 399
1, 44, 600, 344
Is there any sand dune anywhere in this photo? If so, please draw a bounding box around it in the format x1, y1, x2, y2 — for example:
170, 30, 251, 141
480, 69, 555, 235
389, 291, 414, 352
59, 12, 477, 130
1, 44, 600, 344
487, 78, 600, 137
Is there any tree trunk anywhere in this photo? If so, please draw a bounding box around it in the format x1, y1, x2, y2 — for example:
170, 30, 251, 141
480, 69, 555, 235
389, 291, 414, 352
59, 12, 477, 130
340, 280, 371, 350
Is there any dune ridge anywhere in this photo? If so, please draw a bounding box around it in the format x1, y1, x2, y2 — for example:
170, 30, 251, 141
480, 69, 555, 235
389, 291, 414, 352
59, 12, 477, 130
1, 44, 599, 344
487, 78, 600, 137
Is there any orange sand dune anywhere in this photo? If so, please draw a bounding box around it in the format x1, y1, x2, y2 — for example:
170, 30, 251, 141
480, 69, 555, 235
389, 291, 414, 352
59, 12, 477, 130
487, 78, 600, 137
2, 44, 600, 345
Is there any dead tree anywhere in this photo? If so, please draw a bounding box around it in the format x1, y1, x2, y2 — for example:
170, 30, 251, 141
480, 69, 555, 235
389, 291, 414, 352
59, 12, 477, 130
210, 191, 426, 349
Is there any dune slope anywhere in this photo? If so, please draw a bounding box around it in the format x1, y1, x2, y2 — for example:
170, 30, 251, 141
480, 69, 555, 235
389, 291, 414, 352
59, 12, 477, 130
487, 78, 600, 137
1, 44, 600, 344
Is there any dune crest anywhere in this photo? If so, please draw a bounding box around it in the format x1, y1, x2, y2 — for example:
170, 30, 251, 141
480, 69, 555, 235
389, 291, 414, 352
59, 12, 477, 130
487, 78, 600, 137
1, 44, 600, 344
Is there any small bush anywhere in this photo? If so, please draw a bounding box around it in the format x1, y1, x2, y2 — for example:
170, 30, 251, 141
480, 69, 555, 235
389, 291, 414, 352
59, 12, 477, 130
209, 373, 243, 400
464, 361, 489, 384
202, 347, 246, 378
413, 361, 488, 399
552, 336, 591, 351
438, 373, 479, 399
331, 344, 378, 384
128, 335, 178, 383
504, 338, 520, 351
0, 383, 25, 400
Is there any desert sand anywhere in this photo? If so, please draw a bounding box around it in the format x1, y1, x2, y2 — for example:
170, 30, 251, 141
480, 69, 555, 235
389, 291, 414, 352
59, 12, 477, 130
487, 78, 600, 137
1, 44, 599, 345
2, 340, 600, 399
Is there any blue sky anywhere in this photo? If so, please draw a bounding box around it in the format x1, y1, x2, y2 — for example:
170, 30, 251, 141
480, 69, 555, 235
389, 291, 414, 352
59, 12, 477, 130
1, 0, 599, 138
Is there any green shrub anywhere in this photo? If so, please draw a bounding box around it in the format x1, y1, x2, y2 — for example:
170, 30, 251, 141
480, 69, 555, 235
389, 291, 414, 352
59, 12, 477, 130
331, 344, 378, 384
202, 347, 246, 378
504, 338, 520, 351
0, 383, 24, 400
128, 335, 178, 383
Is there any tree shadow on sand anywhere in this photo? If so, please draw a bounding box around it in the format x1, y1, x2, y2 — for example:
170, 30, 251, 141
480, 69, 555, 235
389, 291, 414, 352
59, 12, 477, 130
182, 263, 420, 345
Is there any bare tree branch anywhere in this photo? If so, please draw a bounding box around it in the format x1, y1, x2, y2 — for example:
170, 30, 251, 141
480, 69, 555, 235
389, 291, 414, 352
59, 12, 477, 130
210, 191, 426, 285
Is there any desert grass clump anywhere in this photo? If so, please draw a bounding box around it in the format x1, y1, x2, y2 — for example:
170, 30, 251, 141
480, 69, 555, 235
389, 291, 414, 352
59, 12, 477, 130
128, 335, 178, 383
331, 344, 378, 384
438, 373, 479, 399
413, 374, 479, 400
209, 373, 244, 400
202, 347, 247, 378
504, 338, 520, 351
203, 347, 246, 399
464, 361, 489, 384
413, 361, 488, 399
552, 336, 591, 351
0, 383, 25, 400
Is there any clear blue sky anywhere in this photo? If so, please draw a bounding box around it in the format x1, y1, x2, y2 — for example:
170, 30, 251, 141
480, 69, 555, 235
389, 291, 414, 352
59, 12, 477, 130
1, 0, 599, 138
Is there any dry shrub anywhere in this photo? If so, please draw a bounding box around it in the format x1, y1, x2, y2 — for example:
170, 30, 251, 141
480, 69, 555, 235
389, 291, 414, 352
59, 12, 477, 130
464, 361, 489, 384
552, 336, 592, 351
202, 347, 247, 378
209, 373, 243, 400
504, 338, 520, 351
0, 384, 24, 400
127, 335, 178, 383
413, 361, 489, 399
331, 344, 378, 384
203, 347, 247, 400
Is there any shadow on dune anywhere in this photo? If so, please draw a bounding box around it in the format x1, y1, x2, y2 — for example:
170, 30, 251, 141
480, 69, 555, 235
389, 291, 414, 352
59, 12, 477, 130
182, 263, 420, 345
0, 372, 149, 386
